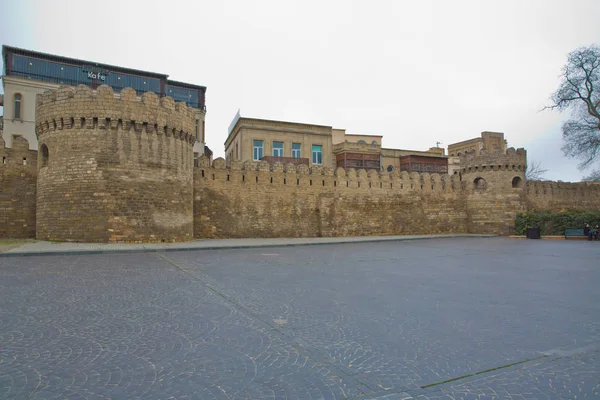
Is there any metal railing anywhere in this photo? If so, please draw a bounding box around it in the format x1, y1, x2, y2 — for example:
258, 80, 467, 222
8, 70, 206, 111
261, 156, 310, 166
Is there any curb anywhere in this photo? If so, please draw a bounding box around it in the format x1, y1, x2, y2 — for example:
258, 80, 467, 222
0, 234, 497, 258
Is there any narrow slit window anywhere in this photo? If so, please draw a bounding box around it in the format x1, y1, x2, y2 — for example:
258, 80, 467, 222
14, 94, 22, 120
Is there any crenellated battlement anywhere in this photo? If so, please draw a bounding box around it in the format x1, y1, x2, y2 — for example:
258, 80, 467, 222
35, 85, 196, 143
197, 156, 464, 193
526, 180, 600, 197
459, 147, 527, 174
35, 84, 195, 243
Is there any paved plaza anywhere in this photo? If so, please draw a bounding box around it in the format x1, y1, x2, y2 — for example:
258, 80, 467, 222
0, 237, 599, 399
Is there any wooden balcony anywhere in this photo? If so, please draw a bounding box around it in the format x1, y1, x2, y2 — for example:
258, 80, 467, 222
336, 152, 380, 170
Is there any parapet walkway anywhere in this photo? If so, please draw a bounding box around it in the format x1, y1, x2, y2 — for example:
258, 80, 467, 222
0, 234, 495, 257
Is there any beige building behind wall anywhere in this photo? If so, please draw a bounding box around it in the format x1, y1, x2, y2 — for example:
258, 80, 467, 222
448, 131, 507, 156
381, 146, 445, 173
225, 113, 452, 173
1, 76, 59, 150
225, 117, 335, 167
1, 45, 207, 156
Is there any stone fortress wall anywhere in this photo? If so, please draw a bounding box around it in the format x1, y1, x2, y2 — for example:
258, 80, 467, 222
193, 147, 533, 238
0, 135, 38, 238
193, 157, 470, 238
1, 84, 600, 242
34, 85, 196, 242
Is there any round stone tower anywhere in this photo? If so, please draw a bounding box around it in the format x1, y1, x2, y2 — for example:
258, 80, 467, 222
35, 85, 196, 243
458, 147, 528, 235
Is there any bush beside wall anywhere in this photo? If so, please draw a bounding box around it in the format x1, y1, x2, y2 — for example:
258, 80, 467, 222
514, 210, 600, 235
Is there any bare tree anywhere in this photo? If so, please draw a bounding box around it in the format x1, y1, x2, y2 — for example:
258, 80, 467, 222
525, 160, 548, 181
582, 169, 600, 181
546, 45, 600, 169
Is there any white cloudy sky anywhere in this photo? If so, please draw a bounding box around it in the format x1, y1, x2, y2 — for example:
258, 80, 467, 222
2, 0, 599, 181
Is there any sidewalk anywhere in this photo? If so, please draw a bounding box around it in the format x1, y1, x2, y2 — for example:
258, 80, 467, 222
0, 234, 496, 257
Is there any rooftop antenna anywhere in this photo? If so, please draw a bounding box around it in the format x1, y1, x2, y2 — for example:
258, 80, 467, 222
436, 141, 443, 148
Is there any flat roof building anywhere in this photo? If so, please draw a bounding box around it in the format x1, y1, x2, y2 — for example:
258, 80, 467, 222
224, 112, 448, 173
1, 45, 207, 155
225, 115, 335, 168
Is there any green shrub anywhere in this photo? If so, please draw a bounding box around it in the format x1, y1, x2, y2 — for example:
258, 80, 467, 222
515, 210, 600, 235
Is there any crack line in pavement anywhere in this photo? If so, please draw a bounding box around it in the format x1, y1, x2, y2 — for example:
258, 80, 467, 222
155, 252, 286, 335
419, 355, 550, 389
156, 252, 384, 396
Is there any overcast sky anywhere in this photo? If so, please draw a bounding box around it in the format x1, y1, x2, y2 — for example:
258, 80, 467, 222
2, 0, 599, 181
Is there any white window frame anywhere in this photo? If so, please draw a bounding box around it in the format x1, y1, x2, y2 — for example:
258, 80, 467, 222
273, 141, 284, 157
292, 143, 301, 158
253, 140, 264, 161
14, 93, 22, 120
312, 145, 323, 165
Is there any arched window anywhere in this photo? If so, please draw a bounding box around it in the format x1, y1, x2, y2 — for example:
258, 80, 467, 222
357, 140, 366, 144
473, 177, 486, 190
371, 141, 378, 145
387, 165, 394, 173
40, 144, 49, 167
512, 176, 523, 188
14, 93, 22, 120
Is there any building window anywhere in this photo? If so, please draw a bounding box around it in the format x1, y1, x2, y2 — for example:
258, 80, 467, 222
357, 140, 366, 144
312, 145, 323, 165
202, 120, 205, 143
387, 165, 394, 172
372, 141, 378, 145
41, 144, 49, 167
292, 143, 301, 158
253, 140, 264, 161
195, 120, 199, 141
273, 141, 284, 157
236, 143, 239, 159
14, 94, 22, 120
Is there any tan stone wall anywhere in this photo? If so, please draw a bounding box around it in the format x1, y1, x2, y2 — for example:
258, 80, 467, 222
459, 148, 527, 234
525, 181, 600, 212
35, 85, 195, 243
193, 148, 537, 239
0, 136, 38, 238
193, 158, 468, 238
332, 128, 346, 144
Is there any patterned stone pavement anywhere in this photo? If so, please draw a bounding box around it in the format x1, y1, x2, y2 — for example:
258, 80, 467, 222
0, 237, 598, 399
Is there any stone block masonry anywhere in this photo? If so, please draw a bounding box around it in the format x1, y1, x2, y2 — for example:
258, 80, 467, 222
1, 84, 598, 242
0, 136, 38, 238
34, 85, 196, 243
192, 150, 528, 239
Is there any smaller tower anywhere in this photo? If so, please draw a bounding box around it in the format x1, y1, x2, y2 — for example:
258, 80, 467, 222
459, 147, 527, 234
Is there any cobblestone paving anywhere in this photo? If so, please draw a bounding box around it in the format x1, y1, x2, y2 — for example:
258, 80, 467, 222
0, 238, 598, 399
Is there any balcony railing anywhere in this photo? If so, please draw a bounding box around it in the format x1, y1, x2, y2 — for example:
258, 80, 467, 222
261, 156, 309, 166
8, 70, 207, 111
